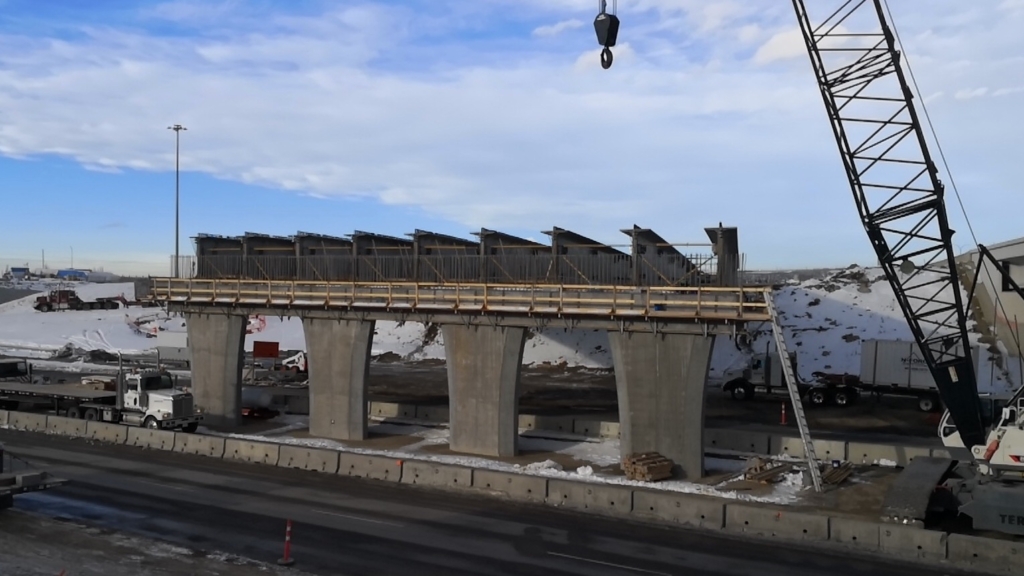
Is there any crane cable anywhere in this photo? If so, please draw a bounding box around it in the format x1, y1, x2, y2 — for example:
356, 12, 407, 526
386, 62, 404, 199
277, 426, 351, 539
883, 0, 1024, 378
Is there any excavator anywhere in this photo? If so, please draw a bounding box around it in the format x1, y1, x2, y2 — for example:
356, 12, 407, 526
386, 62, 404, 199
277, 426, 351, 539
591, 0, 1024, 535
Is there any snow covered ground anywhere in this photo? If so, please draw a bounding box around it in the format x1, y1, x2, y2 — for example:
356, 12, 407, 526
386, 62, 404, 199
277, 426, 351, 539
0, 270, 1019, 394
205, 415, 807, 505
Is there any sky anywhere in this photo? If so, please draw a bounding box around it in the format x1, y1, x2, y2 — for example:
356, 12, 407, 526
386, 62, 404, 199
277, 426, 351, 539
0, 0, 1021, 276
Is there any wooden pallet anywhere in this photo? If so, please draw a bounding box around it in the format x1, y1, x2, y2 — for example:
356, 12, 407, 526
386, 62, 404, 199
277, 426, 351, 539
622, 452, 675, 482
822, 461, 855, 485
743, 457, 795, 484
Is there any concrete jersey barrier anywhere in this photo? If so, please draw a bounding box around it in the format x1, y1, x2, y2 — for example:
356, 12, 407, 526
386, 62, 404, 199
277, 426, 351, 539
46, 415, 88, 437
126, 427, 177, 451
278, 445, 340, 473
472, 469, 547, 503
400, 460, 472, 489
223, 438, 280, 465
174, 433, 226, 458
7, 412, 48, 432
337, 453, 402, 482
85, 421, 128, 444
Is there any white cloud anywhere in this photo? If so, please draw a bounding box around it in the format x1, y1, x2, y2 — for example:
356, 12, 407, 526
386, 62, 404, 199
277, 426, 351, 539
752, 28, 805, 65
0, 1, 1021, 269
533, 18, 584, 37
955, 87, 990, 100
994, 86, 1024, 97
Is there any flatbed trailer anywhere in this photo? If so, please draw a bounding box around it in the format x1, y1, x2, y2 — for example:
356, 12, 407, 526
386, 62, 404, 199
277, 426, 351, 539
0, 380, 200, 431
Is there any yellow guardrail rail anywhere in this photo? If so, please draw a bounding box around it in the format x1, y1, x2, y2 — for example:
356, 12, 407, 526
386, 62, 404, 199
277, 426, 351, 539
149, 278, 771, 322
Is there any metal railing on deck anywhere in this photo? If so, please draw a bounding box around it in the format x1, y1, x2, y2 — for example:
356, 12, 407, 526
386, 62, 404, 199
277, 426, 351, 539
151, 277, 771, 321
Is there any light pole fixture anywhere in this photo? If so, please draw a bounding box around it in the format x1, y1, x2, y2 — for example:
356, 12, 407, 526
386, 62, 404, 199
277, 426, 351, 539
168, 124, 187, 277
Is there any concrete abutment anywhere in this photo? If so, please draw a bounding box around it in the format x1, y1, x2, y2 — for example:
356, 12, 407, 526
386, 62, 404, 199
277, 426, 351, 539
301, 318, 375, 441
186, 313, 246, 427
443, 325, 526, 457
608, 331, 715, 479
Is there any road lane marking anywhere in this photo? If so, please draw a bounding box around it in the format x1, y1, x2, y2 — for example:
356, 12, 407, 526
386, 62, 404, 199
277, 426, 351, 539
310, 508, 403, 527
134, 479, 196, 492
547, 552, 672, 575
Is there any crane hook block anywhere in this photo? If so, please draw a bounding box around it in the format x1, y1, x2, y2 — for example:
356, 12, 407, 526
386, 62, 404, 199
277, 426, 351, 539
594, 12, 620, 48
601, 47, 614, 69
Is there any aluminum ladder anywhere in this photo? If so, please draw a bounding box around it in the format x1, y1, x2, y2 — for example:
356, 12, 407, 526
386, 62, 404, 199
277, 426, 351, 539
765, 292, 823, 493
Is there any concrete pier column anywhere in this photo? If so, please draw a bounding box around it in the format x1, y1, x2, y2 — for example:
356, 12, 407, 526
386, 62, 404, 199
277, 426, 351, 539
442, 325, 527, 457
186, 313, 247, 427
301, 318, 375, 440
608, 331, 716, 479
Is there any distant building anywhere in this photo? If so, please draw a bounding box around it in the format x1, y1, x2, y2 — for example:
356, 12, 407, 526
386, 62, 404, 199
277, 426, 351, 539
10, 267, 28, 280
55, 269, 89, 281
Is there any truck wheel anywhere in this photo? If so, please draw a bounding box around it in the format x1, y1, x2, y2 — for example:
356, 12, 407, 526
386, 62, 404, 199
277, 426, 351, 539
729, 381, 754, 401
181, 423, 199, 433
808, 389, 828, 407
38, 303, 51, 312
831, 389, 852, 407
918, 395, 939, 413
67, 406, 82, 419
84, 408, 99, 421
144, 417, 160, 429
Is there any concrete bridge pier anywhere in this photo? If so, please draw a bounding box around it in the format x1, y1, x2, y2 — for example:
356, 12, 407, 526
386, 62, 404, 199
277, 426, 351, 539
301, 318, 375, 441
185, 313, 247, 427
442, 325, 527, 457
607, 331, 716, 479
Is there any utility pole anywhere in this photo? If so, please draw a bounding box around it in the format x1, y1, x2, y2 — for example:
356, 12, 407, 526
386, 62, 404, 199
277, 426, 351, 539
168, 124, 187, 277
70, 246, 74, 269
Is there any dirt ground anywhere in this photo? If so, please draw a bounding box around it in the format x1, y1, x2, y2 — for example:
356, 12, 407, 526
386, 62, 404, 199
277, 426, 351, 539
0, 509, 317, 576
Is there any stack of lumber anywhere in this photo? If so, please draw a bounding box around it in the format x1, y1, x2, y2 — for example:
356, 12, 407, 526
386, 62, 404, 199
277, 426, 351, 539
621, 452, 674, 482
822, 461, 854, 485
743, 457, 795, 484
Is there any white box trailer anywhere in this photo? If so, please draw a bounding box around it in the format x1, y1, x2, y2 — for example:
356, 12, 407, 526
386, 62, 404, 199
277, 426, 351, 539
859, 338, 979, 411
155, 331, 191, 366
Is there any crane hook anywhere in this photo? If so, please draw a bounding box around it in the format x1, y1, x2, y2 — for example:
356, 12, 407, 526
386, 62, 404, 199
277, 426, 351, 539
594, 0, 620, 70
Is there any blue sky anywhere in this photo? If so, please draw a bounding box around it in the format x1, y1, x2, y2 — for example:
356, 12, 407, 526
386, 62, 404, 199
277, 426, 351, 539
1, 0, 1021, 275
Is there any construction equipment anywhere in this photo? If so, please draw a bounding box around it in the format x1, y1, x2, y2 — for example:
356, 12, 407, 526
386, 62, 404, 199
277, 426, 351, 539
32, 288, 158, 312
0, 357, 202, 431
592, 0, 1024, 534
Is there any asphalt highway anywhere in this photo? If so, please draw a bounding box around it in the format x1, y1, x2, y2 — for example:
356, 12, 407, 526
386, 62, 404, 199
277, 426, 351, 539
0, 430, 967, 576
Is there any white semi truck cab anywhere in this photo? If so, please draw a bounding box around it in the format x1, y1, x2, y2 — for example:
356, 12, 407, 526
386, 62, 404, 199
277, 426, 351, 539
114, 369, 201, 431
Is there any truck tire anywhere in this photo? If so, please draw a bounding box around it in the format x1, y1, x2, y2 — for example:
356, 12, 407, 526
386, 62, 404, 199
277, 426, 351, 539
84, 408, 99, 421
67, 406, 82, 419
38, 303, 51, 313
918, 394, 940, 413
144, 416, 159, 429
181, 423, 198, 433
728, 380, 754, 401
808, 389, 828, 407
830, 389, 851, 407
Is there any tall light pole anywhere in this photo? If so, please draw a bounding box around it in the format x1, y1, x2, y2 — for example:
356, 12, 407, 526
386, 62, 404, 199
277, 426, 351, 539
168, 124, 187, 277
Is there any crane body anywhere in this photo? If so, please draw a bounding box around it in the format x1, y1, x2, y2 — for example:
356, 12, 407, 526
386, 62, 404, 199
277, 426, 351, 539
594, 0, 1024, 535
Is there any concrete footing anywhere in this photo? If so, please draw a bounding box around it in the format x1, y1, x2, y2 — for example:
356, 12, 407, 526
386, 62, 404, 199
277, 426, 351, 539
442, 325, 526, 457
186, 313, 247, 427
608, 332, 715, 479
301, 318, 375, 441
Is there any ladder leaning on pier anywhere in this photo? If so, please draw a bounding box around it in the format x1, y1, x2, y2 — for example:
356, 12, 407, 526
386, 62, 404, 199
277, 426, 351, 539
764, 292, 823, 493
